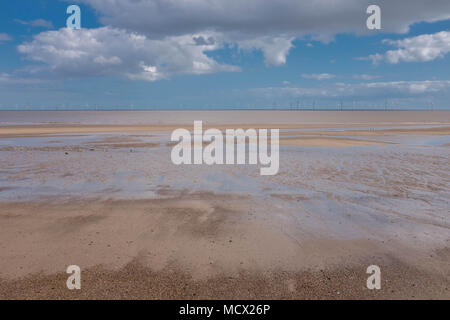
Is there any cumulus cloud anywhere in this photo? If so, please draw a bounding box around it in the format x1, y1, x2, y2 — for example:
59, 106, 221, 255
71, 0, 450, 68
18, 27, 240, 81
366, 31, 450, 64
76, 0, 450, 37
301, 73, 336, 80
15, 0, 450, 81
15, 19, 54, 29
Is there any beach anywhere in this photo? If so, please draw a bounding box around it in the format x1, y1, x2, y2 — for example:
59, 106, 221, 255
0, 110, 449, 299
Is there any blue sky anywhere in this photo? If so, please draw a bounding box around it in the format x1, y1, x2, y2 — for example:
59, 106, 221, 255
1, 0, 450, 110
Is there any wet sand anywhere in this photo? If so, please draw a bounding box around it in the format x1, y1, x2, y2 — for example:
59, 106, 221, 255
1, 123, 450, 138
0, 111, 449, 299
280, 136, 392, 147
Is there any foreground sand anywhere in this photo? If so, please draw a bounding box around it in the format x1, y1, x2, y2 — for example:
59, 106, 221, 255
1, 198, 449, 300
0, 111, 449, 299
2, 255, 449, 300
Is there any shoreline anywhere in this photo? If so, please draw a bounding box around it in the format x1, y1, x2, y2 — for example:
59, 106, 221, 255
1, 110, 450, 128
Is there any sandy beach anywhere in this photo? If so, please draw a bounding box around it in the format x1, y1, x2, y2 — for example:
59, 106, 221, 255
0, 111, 449, 299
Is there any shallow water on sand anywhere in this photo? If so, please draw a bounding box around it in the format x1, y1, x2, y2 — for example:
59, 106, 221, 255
1, 131, 449, 248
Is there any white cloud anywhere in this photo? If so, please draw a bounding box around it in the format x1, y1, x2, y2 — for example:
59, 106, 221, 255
353, 74, 381, 80
0, 73, 43, 85
18, 27, 240, 81
237, 36, 294, 66
0, 33, 12, 42
339, 80, 450, 95
366, 31, 450, 64
253, 80, 450, 99
15, 19, 54, 29
301, 73, 336, 80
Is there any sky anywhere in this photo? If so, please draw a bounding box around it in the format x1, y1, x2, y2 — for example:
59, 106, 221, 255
0, 0, 450, 110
